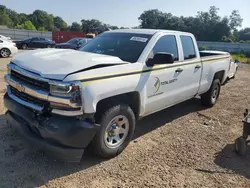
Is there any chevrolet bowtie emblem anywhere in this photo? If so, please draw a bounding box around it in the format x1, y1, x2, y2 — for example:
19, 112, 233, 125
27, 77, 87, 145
15, 83, 25, 92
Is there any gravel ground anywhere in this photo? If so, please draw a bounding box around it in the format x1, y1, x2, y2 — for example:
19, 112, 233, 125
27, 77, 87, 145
0, 51, 250, 188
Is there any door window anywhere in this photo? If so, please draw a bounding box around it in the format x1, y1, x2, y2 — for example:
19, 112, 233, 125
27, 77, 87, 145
149, 35, 179, 61
31, 37, 39, 42
180, 36, 196, 60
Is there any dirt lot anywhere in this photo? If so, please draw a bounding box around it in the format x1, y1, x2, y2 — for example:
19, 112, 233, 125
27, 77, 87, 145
0, 51, 250, 188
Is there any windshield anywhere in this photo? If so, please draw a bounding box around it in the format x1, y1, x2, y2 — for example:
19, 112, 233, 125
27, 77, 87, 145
79, 38, 92, 44
79, 32, 152, 63
24, 37, 32, 41
67, 38, 80, 44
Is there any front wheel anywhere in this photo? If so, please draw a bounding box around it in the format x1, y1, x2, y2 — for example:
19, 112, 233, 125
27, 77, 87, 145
0, 48, 11, 58
91, 104, 136, 158
201, 79, 221, 107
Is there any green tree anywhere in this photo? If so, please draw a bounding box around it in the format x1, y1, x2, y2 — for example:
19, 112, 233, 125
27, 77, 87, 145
7, 10, 19, 27
23, 21, 36, 30
238, 28, 250, 41
28, 10, 54, 31
54, 16, 67, 30
0, 5, 13, 27
81, 19, 102, 33
15, 21, 36, 30
229, 10, 243, 30
18, 13, 28, 25
138, 6, 243, 42
37, 27, 47, 31
109, 26, 119, 30
139, 9, 171, 29
70, 22, 81, 31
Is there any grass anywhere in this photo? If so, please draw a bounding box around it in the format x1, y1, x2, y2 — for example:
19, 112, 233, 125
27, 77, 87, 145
232, 53, 250, 64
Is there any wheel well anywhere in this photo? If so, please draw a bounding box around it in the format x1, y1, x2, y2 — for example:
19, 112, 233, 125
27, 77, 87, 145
0, 48, 10, 51
214, 70, 225, 83
95, 92, 140, 121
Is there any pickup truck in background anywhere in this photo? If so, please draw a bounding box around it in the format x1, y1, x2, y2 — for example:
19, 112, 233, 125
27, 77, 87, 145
4, 29, 231, 162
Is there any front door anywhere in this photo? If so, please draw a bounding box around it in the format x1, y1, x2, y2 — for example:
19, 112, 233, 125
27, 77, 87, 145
28, 37, 39, 48
144, 34, 183, 115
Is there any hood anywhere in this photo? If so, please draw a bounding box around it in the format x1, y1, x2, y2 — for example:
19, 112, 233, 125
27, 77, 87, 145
11, 49, 128, 80
56, 42, 73, 46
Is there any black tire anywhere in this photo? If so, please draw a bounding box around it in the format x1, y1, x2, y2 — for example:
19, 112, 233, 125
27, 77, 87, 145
0, 48, 11, 58
91, 104, 136, 158
235, 137, 247, 157
22, 44, 27, 49
201, 79, 221, 107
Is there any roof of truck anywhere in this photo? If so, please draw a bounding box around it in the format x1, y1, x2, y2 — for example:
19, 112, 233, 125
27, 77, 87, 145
107, 29, 192, 35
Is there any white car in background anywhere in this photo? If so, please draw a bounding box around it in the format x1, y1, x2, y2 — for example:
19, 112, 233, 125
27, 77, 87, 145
0, 39, 18, 58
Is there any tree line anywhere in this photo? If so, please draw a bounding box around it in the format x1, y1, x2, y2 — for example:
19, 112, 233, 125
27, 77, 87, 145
139, 6, 249, 43
0, 4, 249, 42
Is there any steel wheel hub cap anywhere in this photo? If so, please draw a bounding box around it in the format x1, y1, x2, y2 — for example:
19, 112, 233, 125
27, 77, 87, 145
1, 49, 9, 57
212, 85, 219, 103
104, 115, 129, 149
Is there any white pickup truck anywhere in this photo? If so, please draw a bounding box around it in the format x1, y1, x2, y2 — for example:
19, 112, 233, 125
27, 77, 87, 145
4, 29, 232, 162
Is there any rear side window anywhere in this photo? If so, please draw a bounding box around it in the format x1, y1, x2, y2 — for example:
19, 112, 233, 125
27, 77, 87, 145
180, 36, 196, 60
151, 35, 179, 61
31, 37, 39, 41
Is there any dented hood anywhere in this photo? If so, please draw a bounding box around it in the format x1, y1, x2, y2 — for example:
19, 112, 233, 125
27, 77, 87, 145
11, 49, 128, 80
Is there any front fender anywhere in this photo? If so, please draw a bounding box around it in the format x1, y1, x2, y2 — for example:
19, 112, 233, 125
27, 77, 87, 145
81, 75, 145, 114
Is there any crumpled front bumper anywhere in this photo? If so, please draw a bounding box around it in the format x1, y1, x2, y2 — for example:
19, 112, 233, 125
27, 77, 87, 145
4, 93, 100, 162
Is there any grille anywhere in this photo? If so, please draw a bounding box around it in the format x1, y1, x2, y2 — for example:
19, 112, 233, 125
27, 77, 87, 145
11, 70, 50, 91
10, 86, 49, 107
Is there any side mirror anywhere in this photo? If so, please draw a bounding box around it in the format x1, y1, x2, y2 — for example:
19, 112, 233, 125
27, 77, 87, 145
147, 52, 174, 66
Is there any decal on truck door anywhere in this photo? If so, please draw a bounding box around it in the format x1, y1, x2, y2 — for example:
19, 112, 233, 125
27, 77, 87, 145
153, 77, 161, 93
148, 77, 179, 98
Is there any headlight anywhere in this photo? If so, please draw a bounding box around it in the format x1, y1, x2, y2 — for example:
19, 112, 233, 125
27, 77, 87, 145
50, 82, 81, 98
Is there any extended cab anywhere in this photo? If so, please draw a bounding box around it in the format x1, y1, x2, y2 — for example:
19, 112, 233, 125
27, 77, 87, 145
4, 29, 231, 162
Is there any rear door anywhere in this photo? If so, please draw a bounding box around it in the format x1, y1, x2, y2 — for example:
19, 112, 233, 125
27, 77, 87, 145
38, 38, 47, 48
172, 35, 202, 101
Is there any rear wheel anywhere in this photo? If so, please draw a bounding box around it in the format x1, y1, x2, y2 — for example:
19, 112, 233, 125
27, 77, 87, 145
0, 48, 11, 58
22, 44, 27, 49
201, 79, 221, 107
91, 104, 135, 158
235, 137, 247, 157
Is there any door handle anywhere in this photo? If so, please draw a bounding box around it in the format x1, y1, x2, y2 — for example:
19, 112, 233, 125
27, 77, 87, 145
175, 68, 183, 73
195, 65, 201, 69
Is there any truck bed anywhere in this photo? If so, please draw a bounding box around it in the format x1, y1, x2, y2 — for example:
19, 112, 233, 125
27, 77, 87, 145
200, 50, 230, 58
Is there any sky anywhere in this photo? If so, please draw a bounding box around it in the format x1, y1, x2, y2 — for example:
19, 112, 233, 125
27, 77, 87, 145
1, 0, 250, 28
